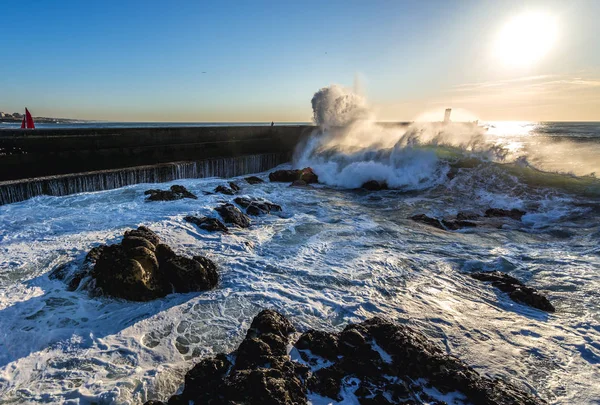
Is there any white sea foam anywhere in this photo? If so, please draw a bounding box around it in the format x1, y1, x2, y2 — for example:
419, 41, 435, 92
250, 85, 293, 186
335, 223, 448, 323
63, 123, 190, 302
0, 167, 598, 404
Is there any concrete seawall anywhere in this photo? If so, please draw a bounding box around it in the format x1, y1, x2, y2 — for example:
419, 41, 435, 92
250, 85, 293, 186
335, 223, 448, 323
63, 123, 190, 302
0, 125, 314, 205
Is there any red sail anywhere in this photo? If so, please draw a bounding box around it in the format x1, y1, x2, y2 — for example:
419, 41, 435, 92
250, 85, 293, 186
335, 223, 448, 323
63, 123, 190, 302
20, 116, 26, 128
25, 108, 35, 129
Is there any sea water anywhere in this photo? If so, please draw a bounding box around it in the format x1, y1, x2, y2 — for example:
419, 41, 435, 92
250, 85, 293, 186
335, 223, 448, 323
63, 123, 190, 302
0, 121, 599, 404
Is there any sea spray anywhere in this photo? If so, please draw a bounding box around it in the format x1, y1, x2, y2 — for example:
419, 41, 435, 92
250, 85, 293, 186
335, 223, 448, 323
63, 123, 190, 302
297, 85, 500, 190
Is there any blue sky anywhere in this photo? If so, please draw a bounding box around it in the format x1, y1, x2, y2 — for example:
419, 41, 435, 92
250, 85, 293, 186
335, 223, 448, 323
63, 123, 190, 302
1, 0, 598, 121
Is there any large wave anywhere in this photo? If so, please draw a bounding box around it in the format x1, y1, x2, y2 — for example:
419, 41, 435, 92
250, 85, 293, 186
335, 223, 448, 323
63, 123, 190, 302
297, 85, 506, 190
296, 84, 600, 197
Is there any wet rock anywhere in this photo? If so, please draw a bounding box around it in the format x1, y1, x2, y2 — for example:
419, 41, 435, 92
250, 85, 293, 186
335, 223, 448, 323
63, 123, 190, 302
214, 185, 235, 195
124, 226, 161, 246
290, 179, 309, 187
361, 180, 388, 191
147, 312, 547, 405
410, 214, 476, 231
270, 169, 301, 182
234, 197, 282, 216
269, 167, 318, 184
296, 330, 339, 361
229, 182, 241, 192
485, 208, 526, 220
151, 310, 307, 405
159, 254, 218, 293
62, 227, 218, 301
145, 185, 197, 201
471, 271, 555, 312
215, 203, 251, 228
184, 215, 229, 233
299, 167, 318, 183
245, 176, 265, 184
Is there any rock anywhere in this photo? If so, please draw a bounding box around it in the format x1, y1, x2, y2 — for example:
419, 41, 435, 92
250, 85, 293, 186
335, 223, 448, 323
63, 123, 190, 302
234, 197, 282, 216
147, 312, 547, 405
471, 271, 555, 312
245, 176, 265, 184
159, 254, 218, 293
184, 215, 229, 233
269, 167, 319, 184
229, 182, 241, 192
62, 227, 218, 301
124, 226, 160, 246
290, 179, 308, 187
92, 244, 163, 301
214, 185, 235, 195
145, 185, 197, 201
410, 214, 476, 231
122, 235, 156, 251
269, 169, 301, 183
154, 310, 307, 405
361, 180, 388, 191
215, 203, 251, 228
485, 208, 526, 220
295, 330, 339, 361
299, 167, 318, 183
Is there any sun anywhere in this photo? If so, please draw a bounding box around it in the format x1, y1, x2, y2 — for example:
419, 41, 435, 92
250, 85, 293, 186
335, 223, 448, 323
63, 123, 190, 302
494, 12, 558, 67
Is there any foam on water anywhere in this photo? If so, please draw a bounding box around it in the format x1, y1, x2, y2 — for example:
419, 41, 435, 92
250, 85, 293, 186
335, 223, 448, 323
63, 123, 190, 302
0, 163, 599, 404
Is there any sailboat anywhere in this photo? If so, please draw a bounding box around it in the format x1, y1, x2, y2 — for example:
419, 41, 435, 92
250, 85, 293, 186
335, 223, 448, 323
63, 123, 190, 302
20, 108, 35, 129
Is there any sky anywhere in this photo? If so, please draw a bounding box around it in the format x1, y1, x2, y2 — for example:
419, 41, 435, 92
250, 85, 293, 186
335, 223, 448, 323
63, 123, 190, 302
0, 0, 598, 122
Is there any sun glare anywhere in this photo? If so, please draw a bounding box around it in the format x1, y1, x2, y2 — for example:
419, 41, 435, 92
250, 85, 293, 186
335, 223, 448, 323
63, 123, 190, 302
494, 12, 558, 67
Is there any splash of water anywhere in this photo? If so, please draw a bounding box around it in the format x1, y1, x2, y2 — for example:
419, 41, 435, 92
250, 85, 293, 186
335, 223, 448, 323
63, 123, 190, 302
297, 85, 501, 190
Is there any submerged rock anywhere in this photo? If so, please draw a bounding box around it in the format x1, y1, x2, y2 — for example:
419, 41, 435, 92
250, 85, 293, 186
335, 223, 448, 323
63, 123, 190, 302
471, 271, 555, 312
269, 167, 319, 184
410, 214, 477, 231
290, 179, 309, 187
245, 176, 265, 184
214, 185, 235, 195
145, 312, 547, 405
184, 215, 229, 233
234, 196, 282, 216
485, 208, 526, 220
361, 180, 388, 191
144, 185, 197, 201
215, 203, 251, 228
54, 226, 218, 301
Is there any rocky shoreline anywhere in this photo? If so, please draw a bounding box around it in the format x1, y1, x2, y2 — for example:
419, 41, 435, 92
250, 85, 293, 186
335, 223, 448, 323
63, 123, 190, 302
44, 167, 557, 403
144, 310, 547, 405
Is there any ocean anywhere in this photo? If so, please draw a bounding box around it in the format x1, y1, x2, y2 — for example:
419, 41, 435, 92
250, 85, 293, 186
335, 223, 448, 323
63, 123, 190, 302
0, 120, 599, 404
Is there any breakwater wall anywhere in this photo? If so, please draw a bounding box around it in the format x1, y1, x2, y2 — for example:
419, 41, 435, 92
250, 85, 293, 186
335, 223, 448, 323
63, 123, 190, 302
0, 125, 313, 205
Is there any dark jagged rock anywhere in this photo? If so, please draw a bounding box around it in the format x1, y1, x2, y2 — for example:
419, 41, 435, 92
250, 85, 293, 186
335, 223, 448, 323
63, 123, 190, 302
245, 176, 265, 184
485, 208, 526, 220
471, 271, 555, 312
269, 167, 318, 184
214, 185, 235, 195
144, 185, 197, 201
215, 203, 251, 228
361, 180, 388, 191
146, 312, 547, 405
229, 182, 241, 192
148, 310, 306, 405
410, 214, 476, 231
55, 226, 218, 301
184, 215, 229, 233
234, 197, 282, 216
295, 330, 339, 361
